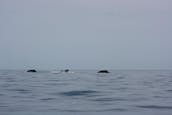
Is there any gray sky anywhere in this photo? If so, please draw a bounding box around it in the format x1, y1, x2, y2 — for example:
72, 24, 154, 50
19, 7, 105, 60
0, 0, 171, 70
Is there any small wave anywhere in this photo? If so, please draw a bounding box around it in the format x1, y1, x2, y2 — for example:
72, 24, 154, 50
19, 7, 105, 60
166, 89, 172, 92
116, 76, 125, 79
59, 90, 98, 96
8, 89, 32, 94
51, 108, 128, 112
92, 97, 127, 102
47, 80, 59, 82
168, 80, 172, 82
0, 94, 5, 96
44, 83, 60, 86
5, 79, 16, 82
0, 105, 8, 107
135, 105, 172, 110
102, 108, 128, 112
1, 83, 19, 88
40, 98, 56, 101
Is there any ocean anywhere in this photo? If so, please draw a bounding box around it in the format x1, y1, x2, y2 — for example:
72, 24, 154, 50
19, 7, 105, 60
0, 70, 172, 115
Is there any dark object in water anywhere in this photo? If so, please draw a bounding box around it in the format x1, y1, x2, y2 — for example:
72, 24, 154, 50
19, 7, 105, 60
98, 70, 109, 73
64, 69, 69, 72
27, 69, 37, 72
60, 69, 69, 73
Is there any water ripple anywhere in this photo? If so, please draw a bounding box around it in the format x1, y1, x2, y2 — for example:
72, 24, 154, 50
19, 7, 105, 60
40, 98, 56, 101
166, 89, 172, 92
59, 90, 98, 96
92, 97, 127, 102
8, 89, 32, 94
1, 70, 172, 114
135, 105, 172, 110
50, 108, 128, 112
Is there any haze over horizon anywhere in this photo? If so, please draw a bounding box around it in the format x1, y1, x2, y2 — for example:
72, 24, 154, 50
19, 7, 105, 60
0, 0, 171, 70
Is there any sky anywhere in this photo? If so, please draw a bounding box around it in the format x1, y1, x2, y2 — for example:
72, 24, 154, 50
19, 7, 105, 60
0, 0, 171, 70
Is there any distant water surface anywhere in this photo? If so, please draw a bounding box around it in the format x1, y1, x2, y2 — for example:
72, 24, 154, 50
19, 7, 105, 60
0, 70, 172, 115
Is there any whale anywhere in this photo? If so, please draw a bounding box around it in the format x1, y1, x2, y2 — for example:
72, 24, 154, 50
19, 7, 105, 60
27, 69, 37, 72
97, 70, 109, 73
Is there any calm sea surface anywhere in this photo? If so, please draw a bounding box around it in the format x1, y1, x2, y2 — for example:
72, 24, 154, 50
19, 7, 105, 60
0, 70, 172, 115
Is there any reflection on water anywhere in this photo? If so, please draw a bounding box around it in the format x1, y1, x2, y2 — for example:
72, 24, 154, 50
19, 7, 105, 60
0, 70, 172, 115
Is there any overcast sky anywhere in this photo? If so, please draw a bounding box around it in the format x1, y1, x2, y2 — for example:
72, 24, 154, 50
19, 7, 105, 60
0, 0, 171, 70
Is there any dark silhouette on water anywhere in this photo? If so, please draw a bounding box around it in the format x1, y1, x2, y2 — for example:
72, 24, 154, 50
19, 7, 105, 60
60, 69, 70, 73
98, 70, 110, 73
64, 69, 69, 73
27, 69, 37, 72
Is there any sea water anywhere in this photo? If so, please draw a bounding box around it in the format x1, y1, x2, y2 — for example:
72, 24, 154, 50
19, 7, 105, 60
0, 70, 172, 115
